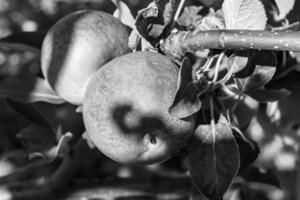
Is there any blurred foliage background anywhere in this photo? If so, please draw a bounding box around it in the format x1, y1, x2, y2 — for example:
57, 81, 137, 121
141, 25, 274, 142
0, 0, 117, 151
0, 0, 300, 200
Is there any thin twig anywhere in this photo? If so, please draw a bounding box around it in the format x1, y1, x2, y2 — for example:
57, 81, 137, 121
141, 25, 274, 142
232, 94, 243, 113
195, 55, 218, 80
209, 97, 216, 170
219, 84, 240, 100
210, 97, 215, 125
217, 61, 235, 84
202, 56, 215, 71
173, 0, 186, 23
159, 0, 186, 40
213, 52, 225, 83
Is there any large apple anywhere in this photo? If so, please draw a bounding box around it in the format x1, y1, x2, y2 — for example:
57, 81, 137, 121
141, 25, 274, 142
83, 51, 196, 165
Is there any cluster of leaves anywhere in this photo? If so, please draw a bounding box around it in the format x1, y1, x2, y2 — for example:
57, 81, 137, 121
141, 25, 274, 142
119, 0, 299, 199
0, 0, 299, 199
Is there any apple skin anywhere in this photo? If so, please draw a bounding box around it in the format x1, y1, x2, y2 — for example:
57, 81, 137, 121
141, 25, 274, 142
41, 10, 130, 105
83, 51, 196, 165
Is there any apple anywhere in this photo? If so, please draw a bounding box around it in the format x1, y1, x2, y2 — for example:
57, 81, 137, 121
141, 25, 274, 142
41, 10, 130, 105
82, 51, 196, 165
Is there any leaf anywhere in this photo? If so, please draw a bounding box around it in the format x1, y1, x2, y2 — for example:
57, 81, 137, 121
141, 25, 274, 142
271, 21, 299, 32
248, 87, 291, 102
240, 182, 284, 199
82, 131, 96, 149
76, 106, 83, 113
168, 58, 209, 119
159, 0, 184, 39
177, 5, 204, 29
163, 0, 180, 25
169, 83, 205, 119
232, 129, 260, 173
187, 114, 240, 200
196, 0, 223, 8
239, 166, 281, 188
294, 52, 300, 63
135, 1, 165, 45
237, 51, 277, 93
0, 75, 65, 104
109, 0, 119, 7
176, 57, 193, 94
141, 37, 154, 51
0, 31, 46, 49
0, 149, 32, 177
10, 102, 83, 142
16, 124, 56, 153
227, 51, 251, 74
128, 29, 141, 51
6, 99, 55, 128
273, 0, 295, 21
113, 1, 135, 29
6, 100, 80, 136
222, 0, 267, 30
29, 132, 73, 163
190, 185, 209, 200
194, 10, 225, 31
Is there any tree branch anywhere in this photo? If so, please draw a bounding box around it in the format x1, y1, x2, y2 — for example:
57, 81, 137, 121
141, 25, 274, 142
161, 30, 300, 58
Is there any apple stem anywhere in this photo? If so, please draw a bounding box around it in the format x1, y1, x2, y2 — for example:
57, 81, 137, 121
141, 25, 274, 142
161, 30, 300, 58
